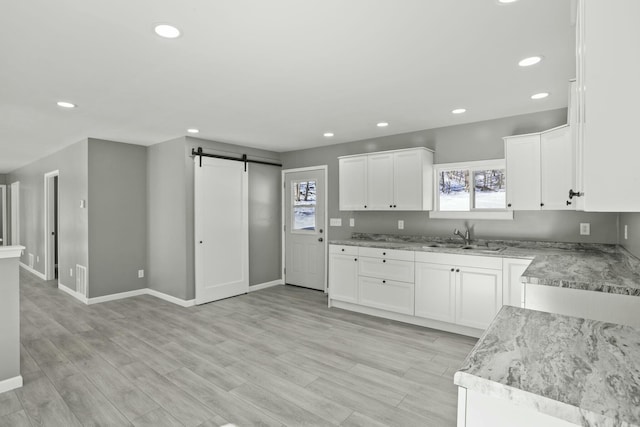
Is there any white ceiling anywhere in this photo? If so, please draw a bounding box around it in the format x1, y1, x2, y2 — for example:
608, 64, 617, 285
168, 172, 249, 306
0, 0, 575, 173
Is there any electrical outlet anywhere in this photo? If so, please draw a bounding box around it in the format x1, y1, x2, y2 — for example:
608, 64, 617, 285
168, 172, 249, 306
70, 268, 73, 277
36, 255, 39, 263
330, 218, 342, 227
624, 225, 628, 240
138, 269, 144, 278
580, 223, 590, 236
349, 218, 355, 227
398, 220, 404, 230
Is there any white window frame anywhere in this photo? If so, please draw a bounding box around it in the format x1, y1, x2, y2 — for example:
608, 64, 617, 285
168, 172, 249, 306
429, 159, 513, 220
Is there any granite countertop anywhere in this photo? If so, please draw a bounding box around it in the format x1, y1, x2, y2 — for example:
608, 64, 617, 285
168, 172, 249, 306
329, 233, 640, 296
454, 306, 640, 427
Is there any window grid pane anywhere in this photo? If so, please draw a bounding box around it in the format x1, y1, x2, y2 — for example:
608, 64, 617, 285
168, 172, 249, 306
473, 169, 506, 209
439, 170, 470, 211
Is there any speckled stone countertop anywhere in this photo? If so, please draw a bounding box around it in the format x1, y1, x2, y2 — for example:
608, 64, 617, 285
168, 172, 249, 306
329, 233, 640, 296
454, 306, 640, 427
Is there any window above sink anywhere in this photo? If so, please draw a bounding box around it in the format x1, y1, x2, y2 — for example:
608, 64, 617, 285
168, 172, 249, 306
430, 159, 513, 220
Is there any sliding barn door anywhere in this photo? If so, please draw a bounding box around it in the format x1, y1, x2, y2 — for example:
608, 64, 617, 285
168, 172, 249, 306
195, 157, 249, 304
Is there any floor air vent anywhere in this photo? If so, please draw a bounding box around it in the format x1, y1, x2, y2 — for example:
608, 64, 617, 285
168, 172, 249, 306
76, 265, 87, 297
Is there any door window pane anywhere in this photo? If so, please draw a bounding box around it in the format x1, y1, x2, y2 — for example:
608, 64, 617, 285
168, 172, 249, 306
439, 170, 470, 211
473, 169, 506, 209
292, 180, 316, 231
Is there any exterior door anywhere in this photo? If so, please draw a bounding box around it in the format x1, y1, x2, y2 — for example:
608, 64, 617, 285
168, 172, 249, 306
284, 168, 326, 291
195, 157, 249, 304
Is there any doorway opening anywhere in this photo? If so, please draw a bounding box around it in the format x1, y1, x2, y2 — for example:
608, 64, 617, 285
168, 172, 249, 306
10, 182, 19, 246
44, 171, 59, 281
282, 166, 328, 292
0, 184, 6, 246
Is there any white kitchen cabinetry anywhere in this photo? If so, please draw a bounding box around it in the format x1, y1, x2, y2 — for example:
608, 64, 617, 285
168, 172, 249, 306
575, 0, 640, 211
502, 257, 533, 307
358, 248, 415, 315
338, 156, 367, 211
415, 262, 455, 323
328, 245, 359, 303
415, 253, 503, 331
339, 147, 433, 211
504, 125, 573, 211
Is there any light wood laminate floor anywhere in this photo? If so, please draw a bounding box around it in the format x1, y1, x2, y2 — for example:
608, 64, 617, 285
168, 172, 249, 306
2, 270, 477, 427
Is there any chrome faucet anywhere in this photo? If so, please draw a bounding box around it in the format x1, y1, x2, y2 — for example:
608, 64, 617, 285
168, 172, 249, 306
453, 227, 471, 245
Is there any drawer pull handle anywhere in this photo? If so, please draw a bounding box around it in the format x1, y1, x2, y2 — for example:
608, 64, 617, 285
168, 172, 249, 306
456, 269, 460, 273
450, 268, 454, 272
382, 280, 386, 284
383, 259, 386, 263
382, 252, 386, 255
341, 248, 344, 252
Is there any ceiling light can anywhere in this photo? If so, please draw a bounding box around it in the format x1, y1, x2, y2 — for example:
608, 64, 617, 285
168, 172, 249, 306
56, 101, 76, 108
531, 92, 550, 100
377, 122, 389, 127
452, 108, 466, 114
187, 128, 199, 134
154, 24, 181, 39
323, 132, 334, 137
518, 56, 542, 67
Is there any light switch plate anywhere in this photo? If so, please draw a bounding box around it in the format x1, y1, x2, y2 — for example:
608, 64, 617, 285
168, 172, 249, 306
330, 218, 342, 227
624, 225, 628, 240
138, 269, 144, 278
349, 218, 355, 227
398, 220, 404, 230
580, 223, 590, 235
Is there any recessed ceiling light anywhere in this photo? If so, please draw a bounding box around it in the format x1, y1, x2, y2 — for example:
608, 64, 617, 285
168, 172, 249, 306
531, 92, 550, 100
452, 108, 467, 114
154, 24, 181, 39
56, 101, 76, 108
377, 122, 389, 127
518, 56, 542, 67
497, 0, 518, 3
323, 132, 334, 138
187, 128, 199, 134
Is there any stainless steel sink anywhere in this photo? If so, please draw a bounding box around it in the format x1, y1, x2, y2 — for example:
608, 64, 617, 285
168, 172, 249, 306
422, 243, 463, 248
422, 243, 505, 252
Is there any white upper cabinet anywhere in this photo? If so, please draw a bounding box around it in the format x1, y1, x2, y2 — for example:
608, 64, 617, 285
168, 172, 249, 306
575, 0, 640, 211
339, 148, 434, 211
366, 152, 395, 210
504, 133, 541, 210
504, 125, 574, 211
541, 126, 574, 210
339, 156, 367, 210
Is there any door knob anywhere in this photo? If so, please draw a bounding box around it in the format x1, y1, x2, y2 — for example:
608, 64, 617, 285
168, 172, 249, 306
318, 237, 323, 242
319, 229, 323, 234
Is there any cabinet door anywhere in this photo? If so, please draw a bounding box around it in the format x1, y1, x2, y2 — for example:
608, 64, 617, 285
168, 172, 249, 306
393, 150, 424, 210
367, 153, 394, 210
339, 156, 367, 211
505, 134, 541, 210
328, 253, 359, 303
580, 0, 640, 212
358, 276, 414, 315
502, 258, 532, 307
415, 262, 455, 323
455, 267, 503, 330
541, 126, 574, 210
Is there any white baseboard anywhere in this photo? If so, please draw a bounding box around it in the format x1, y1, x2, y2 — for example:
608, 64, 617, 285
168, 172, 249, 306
249, 279, 283, 292
0, 375, 23, 394
87, 288, 147, 305
58, 282, 89, 304
19, 263, 47, 280
146, 288, 195, 307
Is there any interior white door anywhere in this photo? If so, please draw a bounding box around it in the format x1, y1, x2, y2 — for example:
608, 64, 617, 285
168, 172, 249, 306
284, 168, 326, 290
195, 157, 249, 304
0, 185, 6, 246
10, 182, 19, 245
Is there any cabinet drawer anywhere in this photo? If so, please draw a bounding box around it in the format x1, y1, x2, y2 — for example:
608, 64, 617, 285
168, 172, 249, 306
358, 247, 415, 261
329, 245, 358, 256
358, 257, 414, 283
414, 251, 502, 270
358, 276, 414, 315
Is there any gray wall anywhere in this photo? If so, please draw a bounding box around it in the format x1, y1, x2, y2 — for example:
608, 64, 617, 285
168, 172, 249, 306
8, 140, 89, 288
88, 139, 147, 298
0, 256, 20, 382
0, 174, 6, 184
147, 136, 282, 301
620, 213, 640, 258
281, 108, 619, 244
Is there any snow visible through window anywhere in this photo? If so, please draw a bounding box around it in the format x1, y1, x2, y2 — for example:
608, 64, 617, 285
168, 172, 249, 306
292, 180, 316, 231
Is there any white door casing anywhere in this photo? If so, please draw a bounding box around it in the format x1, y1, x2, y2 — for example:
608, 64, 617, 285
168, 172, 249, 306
10, 182, 19, 245
283, 166, 327, 291
0, 185, 6, 246
44, 170, 60, 280
195, 157, 249, 304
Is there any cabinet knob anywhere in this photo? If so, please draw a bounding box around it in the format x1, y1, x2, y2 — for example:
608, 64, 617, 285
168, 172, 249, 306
364, 205, 367, 208
540, 203, 544, 207
354, 258, 357, 261
382, 252, 386, 255
341, 248, 345, 252
450, 268, 454, 272
507, 203, 512, 207
389, 204, 393, 208
566, 200, 572, 206
393, 205, 397, 208
382, 280, 386, 284
382, 259, 386, 263
456, 268, 460, 273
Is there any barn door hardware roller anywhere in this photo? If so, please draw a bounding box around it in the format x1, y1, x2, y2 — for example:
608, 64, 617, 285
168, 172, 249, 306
192, 147, 282, 171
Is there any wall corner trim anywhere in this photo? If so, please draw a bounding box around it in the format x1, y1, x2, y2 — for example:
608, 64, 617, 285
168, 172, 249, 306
0, 375, 23, 394
19, 263, 47, 281
249, 279, 284, 292
145, 288, 195, 307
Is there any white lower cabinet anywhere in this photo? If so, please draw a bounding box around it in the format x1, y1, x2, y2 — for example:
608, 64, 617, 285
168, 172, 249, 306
328, 245, 359, 304
455, 266, 503, 329
358, 276, 414, 315
415, 262, 455, 323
